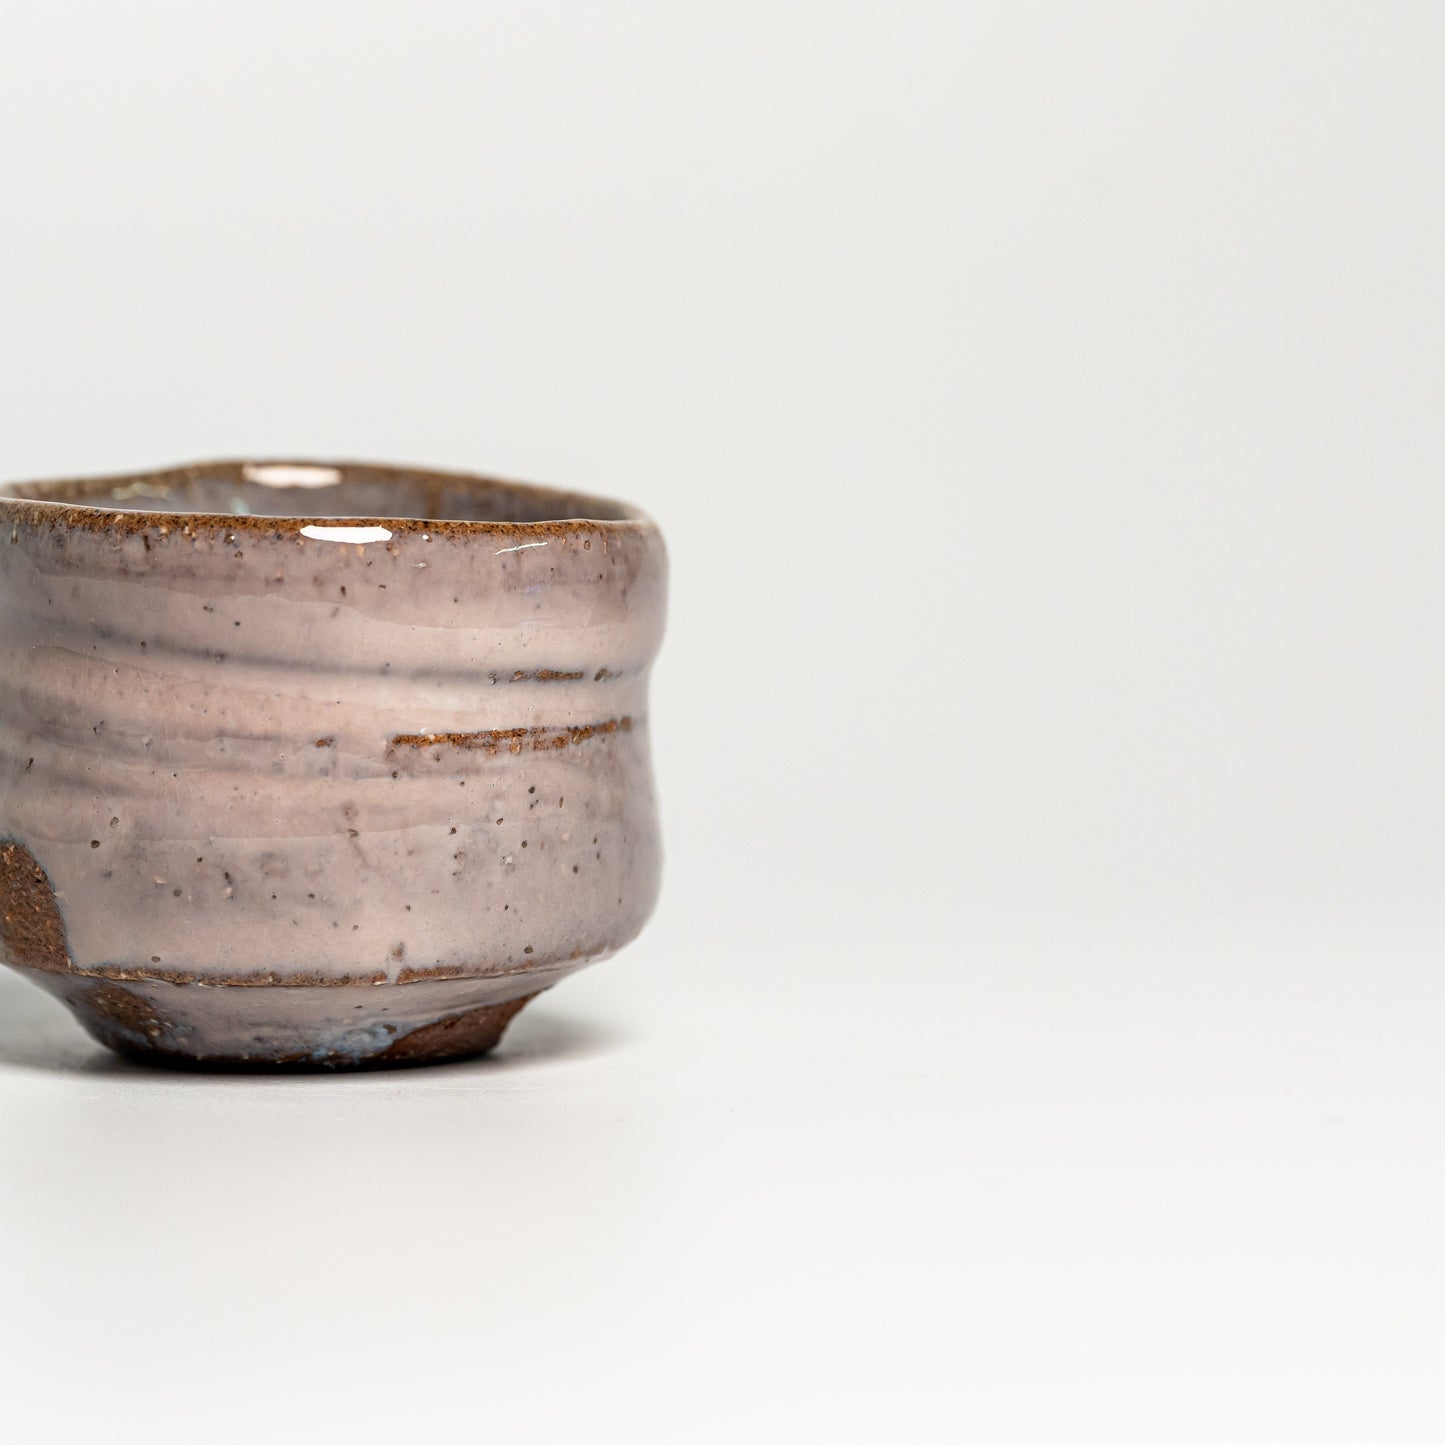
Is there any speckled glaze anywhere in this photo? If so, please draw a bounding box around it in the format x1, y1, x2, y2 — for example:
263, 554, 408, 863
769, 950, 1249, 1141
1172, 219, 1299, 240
0, 460, 665, 1067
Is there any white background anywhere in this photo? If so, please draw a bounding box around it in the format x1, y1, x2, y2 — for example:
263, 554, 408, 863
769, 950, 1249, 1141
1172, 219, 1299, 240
2, 3, 1444, 1439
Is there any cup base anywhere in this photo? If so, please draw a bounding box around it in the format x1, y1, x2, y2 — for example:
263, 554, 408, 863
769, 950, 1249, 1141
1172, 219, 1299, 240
17, 967, 541, 1071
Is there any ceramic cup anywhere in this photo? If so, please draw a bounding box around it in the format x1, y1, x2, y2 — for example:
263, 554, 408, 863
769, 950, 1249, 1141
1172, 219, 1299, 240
0, 460, 665, 1067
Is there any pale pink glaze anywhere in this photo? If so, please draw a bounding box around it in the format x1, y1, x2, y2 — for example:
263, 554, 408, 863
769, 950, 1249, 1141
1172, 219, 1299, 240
0, 461, 665, 1066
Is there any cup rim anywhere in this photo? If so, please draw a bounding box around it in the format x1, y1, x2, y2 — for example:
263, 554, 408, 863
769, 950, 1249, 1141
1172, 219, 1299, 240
0, 457, 658, 538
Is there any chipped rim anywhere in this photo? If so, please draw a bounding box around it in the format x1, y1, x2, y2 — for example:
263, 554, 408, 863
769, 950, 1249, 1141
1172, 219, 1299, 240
0, 457, 660, 539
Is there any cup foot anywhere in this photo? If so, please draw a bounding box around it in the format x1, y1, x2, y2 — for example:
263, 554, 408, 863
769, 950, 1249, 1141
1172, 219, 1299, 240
17, 968, 540, 1071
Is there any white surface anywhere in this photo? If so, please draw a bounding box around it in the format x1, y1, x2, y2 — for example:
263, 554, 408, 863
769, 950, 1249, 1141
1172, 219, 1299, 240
3, 3, 1445, 1440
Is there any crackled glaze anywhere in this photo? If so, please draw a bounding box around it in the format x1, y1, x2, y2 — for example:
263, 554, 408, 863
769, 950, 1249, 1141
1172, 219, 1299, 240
0, 460, 665, 1066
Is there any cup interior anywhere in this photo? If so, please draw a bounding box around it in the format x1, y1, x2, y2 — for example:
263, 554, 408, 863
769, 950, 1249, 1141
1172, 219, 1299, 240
0, 460, 636, 525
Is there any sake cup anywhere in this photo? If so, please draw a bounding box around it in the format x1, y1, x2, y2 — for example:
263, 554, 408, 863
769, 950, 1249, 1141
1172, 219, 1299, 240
0, 460, 665, 1067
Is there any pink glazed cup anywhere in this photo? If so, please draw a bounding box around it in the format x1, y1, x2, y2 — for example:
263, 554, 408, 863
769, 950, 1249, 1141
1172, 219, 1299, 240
0, 460, 665, 1067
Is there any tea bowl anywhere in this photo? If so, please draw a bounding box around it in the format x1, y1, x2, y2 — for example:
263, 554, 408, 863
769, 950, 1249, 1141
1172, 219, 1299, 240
0, 460, 665, 1068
